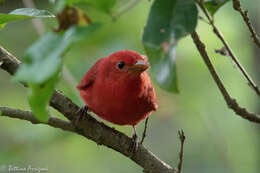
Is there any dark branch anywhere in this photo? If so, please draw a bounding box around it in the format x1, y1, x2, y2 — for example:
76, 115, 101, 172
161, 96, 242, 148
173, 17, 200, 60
197, 1, 260, 97
0, 45, 175, 173
215, 47, 229, 56
0, 46, 21, 75
191, 31, 260, 124
177, 130, 185, 173
232, 0, 260, 48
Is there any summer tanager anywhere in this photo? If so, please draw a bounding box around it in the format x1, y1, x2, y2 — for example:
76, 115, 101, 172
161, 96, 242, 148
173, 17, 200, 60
77, 50, 158, 144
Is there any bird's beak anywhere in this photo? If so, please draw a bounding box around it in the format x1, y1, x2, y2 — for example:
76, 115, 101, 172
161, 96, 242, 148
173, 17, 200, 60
129, 60, 150, 73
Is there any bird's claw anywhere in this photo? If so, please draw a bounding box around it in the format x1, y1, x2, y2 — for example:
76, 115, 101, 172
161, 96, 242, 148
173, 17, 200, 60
73, 106, 88, 127
129, 134, 138, 157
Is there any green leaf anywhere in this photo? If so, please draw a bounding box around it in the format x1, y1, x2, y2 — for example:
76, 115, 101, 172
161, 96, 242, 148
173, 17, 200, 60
57, 0, 116, 14
15, 24, 101, 83
9, 8, 55, 18
0, 110, 2, 116
142, 0, 198, 92
204, 0, 230, 16
15, 23, 101, 122
0, 8, 55, 29
28, 74, 59, 122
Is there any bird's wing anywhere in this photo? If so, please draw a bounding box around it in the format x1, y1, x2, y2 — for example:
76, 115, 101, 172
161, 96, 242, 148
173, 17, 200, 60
146, 75, 158, 111
149, 85, 158, 111
77, 58, 104, 90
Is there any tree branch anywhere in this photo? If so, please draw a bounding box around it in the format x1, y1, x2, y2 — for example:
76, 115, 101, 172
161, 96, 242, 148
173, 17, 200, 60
191, 31, 260, 124
232, 0, 260, 48
0, 107, 75, 132
0, 45, 175, 173
197, 1, 260, 97
177, 130, 185, 173
0, 46, 21, 75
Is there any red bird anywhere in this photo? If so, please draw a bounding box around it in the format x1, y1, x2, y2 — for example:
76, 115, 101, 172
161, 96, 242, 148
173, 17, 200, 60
77, 50, 158, 144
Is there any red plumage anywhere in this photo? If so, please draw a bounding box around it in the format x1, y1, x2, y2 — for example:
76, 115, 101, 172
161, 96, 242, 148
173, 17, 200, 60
77, 50, 158, 126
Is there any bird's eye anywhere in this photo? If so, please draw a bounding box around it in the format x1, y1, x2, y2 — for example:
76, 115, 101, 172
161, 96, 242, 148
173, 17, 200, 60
117, 61, 125, 69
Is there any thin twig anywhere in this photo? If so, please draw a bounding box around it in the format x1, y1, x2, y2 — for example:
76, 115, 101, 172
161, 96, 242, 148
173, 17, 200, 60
140, 117, 149, 144
112, 0, 141, 21
198, 16, 210, 24
0, 107, 75, 132
232, 0, 260, 48
191, 31, 260, 123
197, 1, 260, 97
215, 47, 229, 56
177, 130, 185, 173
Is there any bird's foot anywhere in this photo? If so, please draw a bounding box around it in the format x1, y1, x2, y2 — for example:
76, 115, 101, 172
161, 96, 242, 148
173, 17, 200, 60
140, 117, 149, 145
73, 106, 89, 127
129, 133, 138, 157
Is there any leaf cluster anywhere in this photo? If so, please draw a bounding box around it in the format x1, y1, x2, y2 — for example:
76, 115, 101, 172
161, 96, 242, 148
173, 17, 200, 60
0, 0, 229, 121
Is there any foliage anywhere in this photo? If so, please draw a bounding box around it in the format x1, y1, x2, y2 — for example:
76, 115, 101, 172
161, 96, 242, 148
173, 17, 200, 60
0, 0, 231, 121
204, 0, 231, 16
143, 0, 198, 92
0, 8, 55, 29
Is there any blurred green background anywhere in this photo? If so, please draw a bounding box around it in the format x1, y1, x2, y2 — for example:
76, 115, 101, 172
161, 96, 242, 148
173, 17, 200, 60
1, 0, 260, 173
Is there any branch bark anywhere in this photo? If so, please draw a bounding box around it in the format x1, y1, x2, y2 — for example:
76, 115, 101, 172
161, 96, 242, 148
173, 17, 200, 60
232, 0, 260, 48
0, 107, 75, 132
0, 45, 176, 173
197, 1, 260, 97
177, 130, 185, 173
191, 31, 260, 123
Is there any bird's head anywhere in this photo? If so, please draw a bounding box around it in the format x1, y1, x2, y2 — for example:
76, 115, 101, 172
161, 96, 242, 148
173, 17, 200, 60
106, 50, 150, 76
